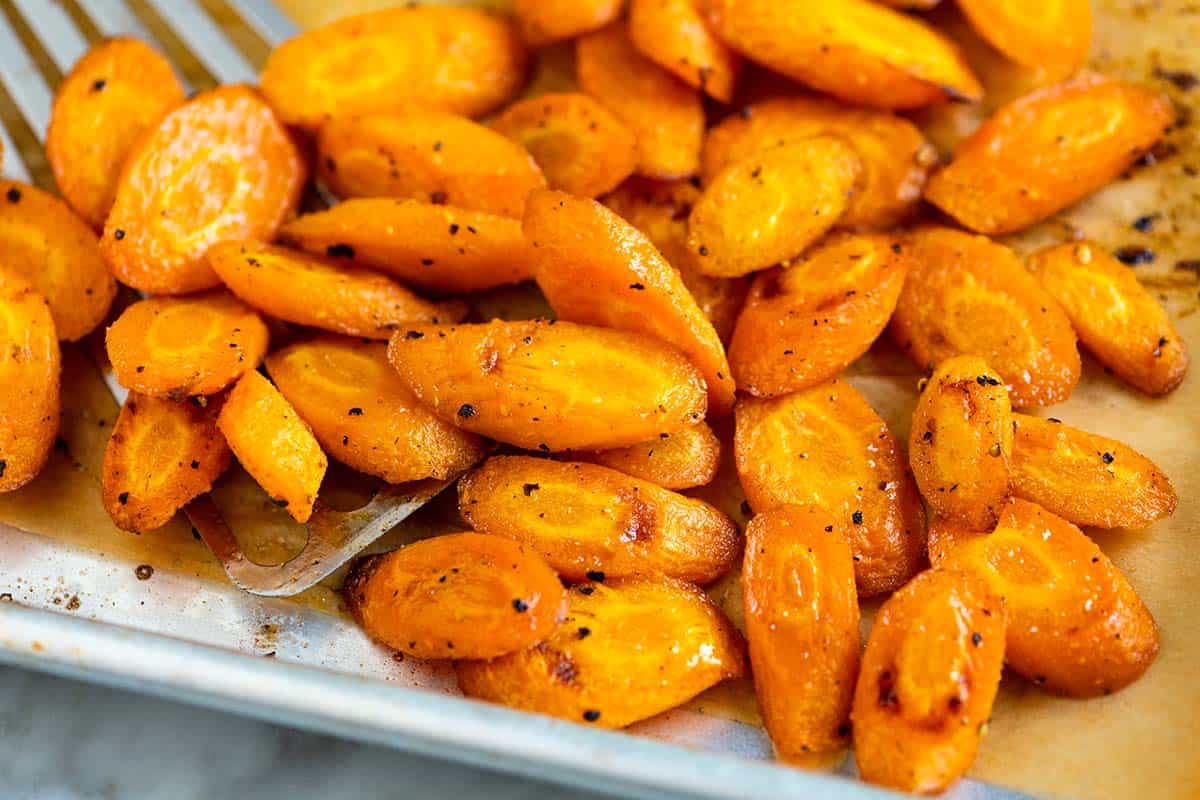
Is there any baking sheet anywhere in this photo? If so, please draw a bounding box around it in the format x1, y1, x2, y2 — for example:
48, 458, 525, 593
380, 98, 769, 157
1, 1, 1198, 798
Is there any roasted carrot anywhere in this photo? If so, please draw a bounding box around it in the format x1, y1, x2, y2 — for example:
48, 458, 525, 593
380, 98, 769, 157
573, 422, 720, 490
628, 0, 740, 102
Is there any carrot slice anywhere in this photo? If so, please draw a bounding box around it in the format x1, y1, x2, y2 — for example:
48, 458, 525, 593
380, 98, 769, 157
735, 379, 926, 597
106, 291, 269, 399
0, 271, 60, 494
280, 199, 535, 294
316, 111, 545, 217
1027, 241, 1188, 396
628, 0, 740, 102
344, 532, 566, 660
260, 6, 527, 128
701, 97, 934, 230
46, 37, 186, 229
524, 189, 734, 416
686, 137, 861, 277
459, 455, 739, 584
935, 498, 1159, 697
208, 241, 464, 340
513, 0, 623, 46
101, 85, 306, 294
709, 0, 981, 110
265, 337, 487, 484
574, 422, 720, 490
888, 227, 1080, 407
957, 0, 1092, 80
852, 568, 1006, 794
1011, 414, 1176, 530
743, 505, 860, 763
924, 73, 1175, 234
909, 355, 1014, 531
577, 23, 704, 179
387, 319, 707, 451
0, 180, 116, 342
728, 232, 908, 397
217, 371, 327, 523
491, 93, 637, 198
456, 576, 745, 728
101, 392, 232, 533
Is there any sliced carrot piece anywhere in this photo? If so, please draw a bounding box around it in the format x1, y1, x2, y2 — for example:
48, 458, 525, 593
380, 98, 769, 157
628, 0, 740, 102
709, 0, 981, 110
513, 0, 623, 46
957, 0, 1092, 80
491, 93, 637, 198
46, 37, 186, 229
524, 189, 735, 415
1027, 241, 1188, 396
909, 355, 1014, 530
935, 498, 1159, 697
577, 22, 704, 179
265, 337, 487, 484
208, 241, 464, 340
280, 199, 535, 294
260, 6, 527, 128
574, 422, 719, 490
316, 111, 545, 217
686, 137, 861, 277
1011, 414, 1176, 530
743, 505, 860, 763
925, 73, 1175, 234
852, 568, 1006, 794
888, 227, 1080, 407
0, 180, 116, 342
388, 320, 707, 451
735, 379, 926, 597
106, 291, 269, 399
459, 455, 739, 583
101, 85, 306, 294
728, 232, 908, 397
344, 532, 566, 660
101, 392, 232, 533
217, 371, 327, 523
0, 271, 60, 494
455, 576, 745, 728
701, 97, 935, 230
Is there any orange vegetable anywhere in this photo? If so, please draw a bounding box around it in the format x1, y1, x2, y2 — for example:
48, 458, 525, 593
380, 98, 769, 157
491, 93, 637, 198
909, 355, 1014, 531
700, 97, 934, 230
574, 422, 720, 490
102, 85, 306, 294
852, 568, 1006, 794
957, 0, 1092, 80
577, 23, 704, 179
0, 271, 60, 494
728, 232, 908, 397
265, 337, 487, 484
208, 241, 463, 340
260, 6, 527, 128
524, 189, 734, 415
513, 0, 623, 46
1011, 414, 1176, 530
216, 371, 327, 523
925, 73, 1175, 234
344, 532, 566, 660
742, 506, 860, 763
708, 0, 981, 110
46, 37, 186, 229
888, 227, 1080, 407
686, 137, 862, 278
735, 380, 926, 597
388, 320, 707, 451
0, 180, 116, 342
456, 576, 746, 728
106, 291, 269, 400
628, 0, 740, 102
459, 455, 739, 584
280, 199, 535, 294
934, 498, 1159, 697
1027, 241, 1188, 396
101, 393, 232, 533
316, 111, 545, 217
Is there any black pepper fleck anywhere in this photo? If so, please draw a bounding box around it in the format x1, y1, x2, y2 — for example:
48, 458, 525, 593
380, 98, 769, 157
457, 403, 476, 418
327, 243, 355, 258
522, 482, 539, 496
512, 598, 529, 612
972, 631, 983, 647
1102, 451, 1114, 464
6, 188, 21, 203
582, 710, 601, 722
118, 492, 130, 505
851, 510, 863, 525
348, 407, 364, 416
1114, 246, 1155, 266
586, 570, 606, 583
